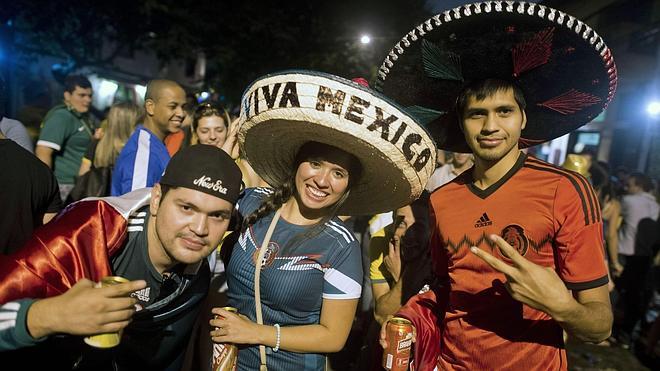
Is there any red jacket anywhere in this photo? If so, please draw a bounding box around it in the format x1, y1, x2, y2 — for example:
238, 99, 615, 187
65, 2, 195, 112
0, 189, 151, 303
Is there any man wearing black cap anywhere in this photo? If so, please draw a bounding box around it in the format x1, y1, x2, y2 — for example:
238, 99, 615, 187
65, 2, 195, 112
0, 144, 242, 371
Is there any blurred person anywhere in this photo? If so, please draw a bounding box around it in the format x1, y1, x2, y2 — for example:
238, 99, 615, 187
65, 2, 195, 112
590, 163, 622, 291
614, 165, 630, 196
68, 102, 143, 202
0, 131, 61, 254
378, 3, 615, 369
191, 103, 230, 148
615, 172, 660, 346
35, 75, 97, 202
165, 103, 194, 156
1, 74, 33, 152
111, 80, 186, 196
206, 71, 434, 371
425, 151, 474, 192
365, 191, 432, 370
0, 145, 242, 371
78, 102, 143, 176
16, 80, 51, 143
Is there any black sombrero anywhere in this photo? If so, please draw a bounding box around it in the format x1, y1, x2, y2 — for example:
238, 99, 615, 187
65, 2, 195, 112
376, 1, 617, 153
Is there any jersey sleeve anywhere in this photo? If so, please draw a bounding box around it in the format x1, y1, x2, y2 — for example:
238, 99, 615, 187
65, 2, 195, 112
368, 227, 389, 283
37, 110, 73, 151
236, 187, 272, 217
554, 176, 608, 290
0, 299, 47, 351
323, 230, 363, 300
111, 146, 135, 196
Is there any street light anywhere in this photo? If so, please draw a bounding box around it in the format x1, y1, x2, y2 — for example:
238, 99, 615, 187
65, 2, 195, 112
639, 99, 660, 171
360, 35, 371, 45
647, 100, 660, 117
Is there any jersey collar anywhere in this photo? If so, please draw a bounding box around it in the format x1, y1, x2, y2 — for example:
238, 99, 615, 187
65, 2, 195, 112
467, 152, 527, 199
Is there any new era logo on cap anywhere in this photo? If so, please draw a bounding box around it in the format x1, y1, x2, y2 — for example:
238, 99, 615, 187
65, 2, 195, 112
474, 212, 493, 228
193, 175, 228, 195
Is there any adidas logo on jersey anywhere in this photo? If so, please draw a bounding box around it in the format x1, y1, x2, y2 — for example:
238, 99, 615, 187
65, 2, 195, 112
474, 213, 493, 228
132, 287, 151, 302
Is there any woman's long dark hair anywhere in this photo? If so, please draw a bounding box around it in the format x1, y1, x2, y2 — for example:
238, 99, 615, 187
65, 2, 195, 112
240, 142, 362, 250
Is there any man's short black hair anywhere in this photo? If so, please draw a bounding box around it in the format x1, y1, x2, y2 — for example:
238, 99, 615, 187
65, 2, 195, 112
63, 75, 92, 93
456, 79, 526, 119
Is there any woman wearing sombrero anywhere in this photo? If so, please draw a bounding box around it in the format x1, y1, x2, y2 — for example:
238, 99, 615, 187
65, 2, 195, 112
207, 71, 435, 370
376, 2, 617, 370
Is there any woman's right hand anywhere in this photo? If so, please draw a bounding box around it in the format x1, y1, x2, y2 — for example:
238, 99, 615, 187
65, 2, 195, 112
222, 117, 240, 159
210, 307, 265, 345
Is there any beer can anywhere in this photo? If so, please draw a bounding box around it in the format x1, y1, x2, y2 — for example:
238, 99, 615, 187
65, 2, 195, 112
212, 306, 239, 371
382, 317, 414, 371
84, 276, 130, 348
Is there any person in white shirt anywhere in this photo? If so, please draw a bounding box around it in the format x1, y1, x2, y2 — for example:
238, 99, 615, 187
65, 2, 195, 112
425, 152, 473, 192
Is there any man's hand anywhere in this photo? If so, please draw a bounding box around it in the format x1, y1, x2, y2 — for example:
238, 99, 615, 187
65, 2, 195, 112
470, 234, 573, 317
27, 278, 146, 339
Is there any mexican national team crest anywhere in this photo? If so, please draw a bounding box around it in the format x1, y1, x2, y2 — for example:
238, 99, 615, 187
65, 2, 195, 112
253, 242, 279, 268
501, 224, 529, 257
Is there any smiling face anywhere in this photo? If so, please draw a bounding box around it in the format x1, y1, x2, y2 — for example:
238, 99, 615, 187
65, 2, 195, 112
195, 115, 228, 148
148, 185, 233, 272
145, 85, 187, 137
462, 88, 527, 163
64, 86, 93, 113
293, 146, 355, 215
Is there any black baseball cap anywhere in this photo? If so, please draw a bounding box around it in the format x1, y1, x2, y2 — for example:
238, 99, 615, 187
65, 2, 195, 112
160, 145, 242, 204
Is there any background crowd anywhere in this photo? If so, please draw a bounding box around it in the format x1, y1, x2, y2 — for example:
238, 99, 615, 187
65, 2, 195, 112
1, 66, 659, 369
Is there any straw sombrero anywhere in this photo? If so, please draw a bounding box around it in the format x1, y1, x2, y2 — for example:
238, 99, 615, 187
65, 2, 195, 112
238, 70, 436, 215
376, 1, 617, 153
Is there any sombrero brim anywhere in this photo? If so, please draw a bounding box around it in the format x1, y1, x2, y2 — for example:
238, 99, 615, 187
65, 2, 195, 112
238, 70, 436, 215
377, 1, 617, 152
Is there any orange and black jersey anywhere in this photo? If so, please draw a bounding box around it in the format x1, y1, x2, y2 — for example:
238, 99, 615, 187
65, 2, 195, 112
429, 152, 607, 371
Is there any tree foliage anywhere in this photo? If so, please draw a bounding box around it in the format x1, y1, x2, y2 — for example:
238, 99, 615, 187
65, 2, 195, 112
2, 0, 430, 103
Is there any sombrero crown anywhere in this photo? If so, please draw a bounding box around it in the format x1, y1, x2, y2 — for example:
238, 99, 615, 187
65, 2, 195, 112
377, 1, 617, 152
238, 70, 436, 215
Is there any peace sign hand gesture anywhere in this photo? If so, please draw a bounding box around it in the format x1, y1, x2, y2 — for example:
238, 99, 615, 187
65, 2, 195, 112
470, 234, 573, 317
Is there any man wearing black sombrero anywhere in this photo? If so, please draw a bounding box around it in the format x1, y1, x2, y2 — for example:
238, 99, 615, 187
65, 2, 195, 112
377, 2, 616, 370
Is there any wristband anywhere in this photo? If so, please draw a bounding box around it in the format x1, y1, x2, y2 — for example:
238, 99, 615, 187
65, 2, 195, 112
273, 323, 281, 352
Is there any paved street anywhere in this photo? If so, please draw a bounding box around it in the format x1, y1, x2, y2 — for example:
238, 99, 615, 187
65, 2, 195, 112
567, 339, 656, 371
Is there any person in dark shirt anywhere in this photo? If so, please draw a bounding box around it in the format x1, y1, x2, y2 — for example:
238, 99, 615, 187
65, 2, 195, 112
0, 131, 61, 254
